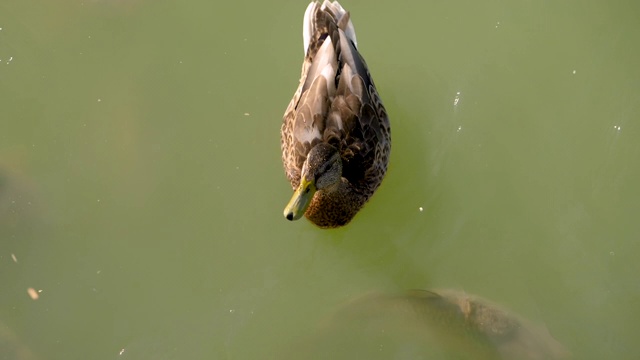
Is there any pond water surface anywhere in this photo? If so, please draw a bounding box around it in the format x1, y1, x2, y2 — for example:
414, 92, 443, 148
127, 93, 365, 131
1, 0, 639, 359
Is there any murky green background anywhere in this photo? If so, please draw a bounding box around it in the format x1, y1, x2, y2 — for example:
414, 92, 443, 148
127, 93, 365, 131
1, 0, 639, 359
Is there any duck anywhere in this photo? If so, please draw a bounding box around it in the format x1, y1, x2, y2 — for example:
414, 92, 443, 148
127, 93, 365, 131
281, 0, 391, 228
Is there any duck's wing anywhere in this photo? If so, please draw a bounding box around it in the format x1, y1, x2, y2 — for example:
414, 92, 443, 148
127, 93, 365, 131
281, 1, 341, 188
330, 25, 390, 196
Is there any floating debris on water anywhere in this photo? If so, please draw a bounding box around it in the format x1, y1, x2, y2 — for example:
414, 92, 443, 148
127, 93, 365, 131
453, 91, 461, 106
27, 288, 40, 300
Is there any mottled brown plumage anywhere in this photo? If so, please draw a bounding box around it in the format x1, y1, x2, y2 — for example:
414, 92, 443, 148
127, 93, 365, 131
281, 1, 391, 228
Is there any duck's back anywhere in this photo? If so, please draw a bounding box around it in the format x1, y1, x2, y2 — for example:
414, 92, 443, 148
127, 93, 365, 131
281, 0, 391, 198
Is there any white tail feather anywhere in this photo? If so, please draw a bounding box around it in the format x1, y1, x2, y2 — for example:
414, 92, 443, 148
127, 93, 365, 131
302, 2, 317, 54
320, 1, 357, 47
302, 1, 358, 55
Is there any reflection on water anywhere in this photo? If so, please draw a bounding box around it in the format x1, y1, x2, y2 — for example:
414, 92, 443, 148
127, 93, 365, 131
0, 165, 40, 229
286, 289, 570, 360
0, 321, 38, 360
0, 165, 42, 360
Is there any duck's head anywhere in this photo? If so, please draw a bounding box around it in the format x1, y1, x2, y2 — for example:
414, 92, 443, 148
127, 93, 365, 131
284, 143, 342, 221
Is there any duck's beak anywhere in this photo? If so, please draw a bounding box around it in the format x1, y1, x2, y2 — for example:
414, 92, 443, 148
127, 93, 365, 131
284, 177, 316, 221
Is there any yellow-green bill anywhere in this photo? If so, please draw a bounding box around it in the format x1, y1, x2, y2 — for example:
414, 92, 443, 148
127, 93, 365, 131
284, 177, 316, 221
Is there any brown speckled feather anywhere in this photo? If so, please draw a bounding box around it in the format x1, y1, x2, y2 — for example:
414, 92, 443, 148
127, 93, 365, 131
281, 0, 390, 226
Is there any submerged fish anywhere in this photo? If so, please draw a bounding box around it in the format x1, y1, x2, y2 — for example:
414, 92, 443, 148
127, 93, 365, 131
284, 289, 571, 360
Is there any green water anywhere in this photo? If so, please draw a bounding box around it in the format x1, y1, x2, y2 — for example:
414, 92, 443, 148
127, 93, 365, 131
1, 0, 639, 359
